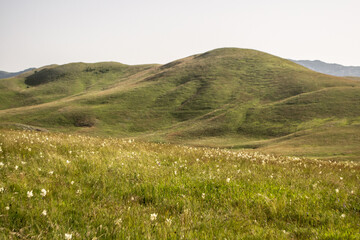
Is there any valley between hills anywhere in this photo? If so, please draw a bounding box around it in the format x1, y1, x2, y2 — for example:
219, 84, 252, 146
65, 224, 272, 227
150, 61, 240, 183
1, 48, 360, 161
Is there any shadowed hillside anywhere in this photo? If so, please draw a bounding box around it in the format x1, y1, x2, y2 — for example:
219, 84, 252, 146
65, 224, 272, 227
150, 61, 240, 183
1, 48, 360, 160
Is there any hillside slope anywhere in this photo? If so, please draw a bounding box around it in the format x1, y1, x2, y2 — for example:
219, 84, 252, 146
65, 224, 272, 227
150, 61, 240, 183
0, 62, 158, 110
1, 48, 360, 160
1, 129, 359, 239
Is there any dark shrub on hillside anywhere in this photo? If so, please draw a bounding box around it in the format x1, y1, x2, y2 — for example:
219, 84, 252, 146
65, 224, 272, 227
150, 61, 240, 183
25, 68, 67, 86
66, 112, 96, 127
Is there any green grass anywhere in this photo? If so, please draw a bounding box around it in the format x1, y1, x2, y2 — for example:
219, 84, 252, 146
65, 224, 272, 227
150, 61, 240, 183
257, 124, 360, 161
0, 129, 359, 239
0, 62, 157, 110
1, 48, 360, 161
346, 76, 360, 81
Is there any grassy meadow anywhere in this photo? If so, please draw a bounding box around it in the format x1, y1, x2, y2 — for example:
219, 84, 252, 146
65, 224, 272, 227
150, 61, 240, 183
1, 129, 359, 239
1, 48, 360, 239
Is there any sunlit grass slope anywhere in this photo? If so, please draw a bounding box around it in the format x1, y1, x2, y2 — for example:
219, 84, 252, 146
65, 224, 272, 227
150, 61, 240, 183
1, 48, 360, 160
0, 62, 157, 110
0, 130, 359, 239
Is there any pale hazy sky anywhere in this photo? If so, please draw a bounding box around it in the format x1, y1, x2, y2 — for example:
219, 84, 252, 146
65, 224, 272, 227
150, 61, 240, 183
1, 0, 359, 72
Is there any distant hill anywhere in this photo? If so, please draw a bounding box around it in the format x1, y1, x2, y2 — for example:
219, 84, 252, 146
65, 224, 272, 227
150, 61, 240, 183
291, 60, 360, 77
1, 48, 360, 161
0, 68, 36, 79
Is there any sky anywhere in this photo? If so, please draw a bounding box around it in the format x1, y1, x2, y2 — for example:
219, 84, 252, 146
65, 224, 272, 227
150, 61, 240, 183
1, 0, 360, 72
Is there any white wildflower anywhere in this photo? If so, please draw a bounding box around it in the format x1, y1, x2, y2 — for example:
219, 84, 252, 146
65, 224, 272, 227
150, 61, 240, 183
27, 190, 33, 198
76, 189, 81, 194
70, 181, 74, 185
5, 206, 10, 211
49, 171, 54, 175
40, 189, 47, 197
339, 177, 343, 180
202, 193, 206, 199
0, 162, 4, 167
42, 210, 47, 216
335, 189, 339, 193
65, 233, 72, 239
21, 161, 26, 165
226, 178, 230, 183
114, 218, 122, 226
0, 187, 4, 193
174, 170, 177, 175
66, 160, 70, 164
15, 165, 19, 170
165, 218, 172, 226
150, 213, 158, 221
341, 213, 346, 218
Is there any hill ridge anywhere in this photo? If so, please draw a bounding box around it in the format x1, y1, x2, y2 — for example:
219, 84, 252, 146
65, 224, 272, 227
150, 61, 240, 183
1, 47, 360, 160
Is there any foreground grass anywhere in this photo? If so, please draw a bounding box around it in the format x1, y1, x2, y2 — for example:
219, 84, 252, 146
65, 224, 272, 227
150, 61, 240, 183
0, 130, 359, 239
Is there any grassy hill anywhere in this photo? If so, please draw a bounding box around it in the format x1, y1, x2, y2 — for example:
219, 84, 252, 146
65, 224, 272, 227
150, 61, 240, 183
1, 48, 360, 160
346, 76, 360, 81
0, 62, 157, 110
1, 129, 359, 239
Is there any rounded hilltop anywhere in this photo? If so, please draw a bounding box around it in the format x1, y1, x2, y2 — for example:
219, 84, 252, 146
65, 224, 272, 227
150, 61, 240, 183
0, 48, 360, 161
